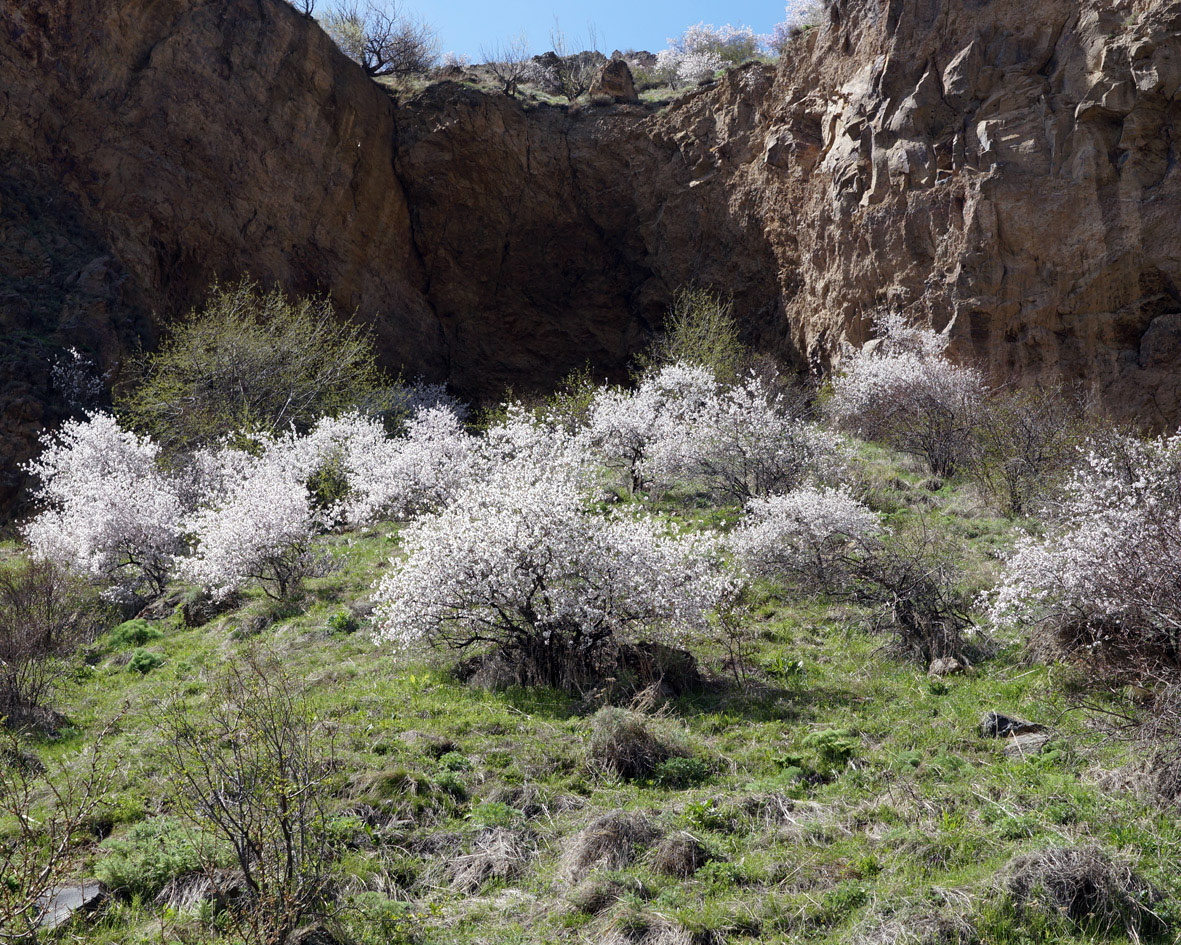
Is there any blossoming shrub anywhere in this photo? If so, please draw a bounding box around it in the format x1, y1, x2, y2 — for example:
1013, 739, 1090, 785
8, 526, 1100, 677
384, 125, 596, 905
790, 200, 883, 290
582, 363, 716, 494
371, 464, 734, 689
654, 23, 762, 86
991, 433, 1181, 677
730, 486, 882, 587
828, 315, 986, 476
650, 372, 842, 502
23, 413, 184, 596
181, 445, 327, 600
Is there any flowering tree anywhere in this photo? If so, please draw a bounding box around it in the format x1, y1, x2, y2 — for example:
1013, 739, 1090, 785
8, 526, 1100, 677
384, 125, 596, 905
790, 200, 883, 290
827, 315, 986, 476
990, 434, 1181, 678
372, 465, 735, 689
582, 363, 716, 494
23, 414, 184, 596
730, 486, 881, 587
768, 1, 825, 53
181, 445, 327, 600
655, 23, 762, 87
650, 372, 842, 502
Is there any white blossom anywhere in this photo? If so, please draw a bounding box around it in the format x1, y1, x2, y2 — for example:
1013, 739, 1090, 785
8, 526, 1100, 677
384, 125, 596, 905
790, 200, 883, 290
23, 413, 183, 594
371, 463, 737, 687
730, 486, 882, 584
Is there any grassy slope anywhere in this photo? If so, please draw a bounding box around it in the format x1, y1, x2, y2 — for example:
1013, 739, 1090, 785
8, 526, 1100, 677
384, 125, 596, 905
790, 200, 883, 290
27, 447, 1181, 945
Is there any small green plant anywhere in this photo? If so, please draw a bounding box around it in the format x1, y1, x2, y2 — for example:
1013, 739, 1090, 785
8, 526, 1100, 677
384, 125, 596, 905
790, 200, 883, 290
106, 619, 163, 650
468, 801, 515, 827
94, 816, 205, 899
801, 728, 858, 770
650, 755, 712, 788
636, 286, 747, 383
324, 608, 359, 635
126, 648, 164, 674
438, 750, 472, 772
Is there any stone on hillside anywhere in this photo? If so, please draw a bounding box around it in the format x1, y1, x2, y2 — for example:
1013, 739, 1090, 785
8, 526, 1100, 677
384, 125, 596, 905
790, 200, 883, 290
980, 711, 1045, 738
928, 657, 964, 677
37, 882, 103, 930
589, 59, 637, 103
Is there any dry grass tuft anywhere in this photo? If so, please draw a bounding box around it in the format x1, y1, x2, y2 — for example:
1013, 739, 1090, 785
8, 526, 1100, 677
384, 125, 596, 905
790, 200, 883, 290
1001, 846, 1166, 940
562, 810, 659, 882
649, 831, 710, 877
447, 827, 534, 893
588, 707, 671, 781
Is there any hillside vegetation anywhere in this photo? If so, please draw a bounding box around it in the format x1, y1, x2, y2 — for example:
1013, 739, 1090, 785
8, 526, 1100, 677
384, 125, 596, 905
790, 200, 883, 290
3, 287, 1180, 945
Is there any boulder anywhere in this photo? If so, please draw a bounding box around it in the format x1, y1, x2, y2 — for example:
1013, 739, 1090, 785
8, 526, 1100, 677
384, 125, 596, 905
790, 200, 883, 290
589, 59, 638, 103
37, 882, 103, 930
980, 711, 1046, 738
928, 657, 964, 677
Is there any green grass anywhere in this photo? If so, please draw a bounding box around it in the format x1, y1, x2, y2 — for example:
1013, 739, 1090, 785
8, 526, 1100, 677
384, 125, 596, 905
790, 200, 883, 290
20, 451, 1180, 944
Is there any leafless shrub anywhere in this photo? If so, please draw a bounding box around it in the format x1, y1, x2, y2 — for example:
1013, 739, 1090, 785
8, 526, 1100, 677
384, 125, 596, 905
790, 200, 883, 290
287, 0, 316, 17
0, 722, 117, 944
539, 22, 603, 102
1001, 847, 1166, 940
162, 650, 341, 945
447, 827, 533, 893
965, 384, 1090, 516
322, 0, 438, 78
588, 707, 670, 781
481, 33, 533, 96
0, 558, 109, 727
562, 810, 658, 882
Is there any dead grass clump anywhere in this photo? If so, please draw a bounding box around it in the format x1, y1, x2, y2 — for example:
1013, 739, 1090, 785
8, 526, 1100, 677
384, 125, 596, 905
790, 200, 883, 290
851, 910, 976, 945
1002, 846, 1166, 939
448, 827, 533, 893
602, 912, 700, 945
649, 832, 710, 877
562, 810, 659, 882
588, 707, 671, 781
567, 875, 643, 916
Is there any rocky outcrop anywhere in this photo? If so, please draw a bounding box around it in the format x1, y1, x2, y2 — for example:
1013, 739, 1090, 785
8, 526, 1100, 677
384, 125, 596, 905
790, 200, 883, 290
2, 0, 1181, 504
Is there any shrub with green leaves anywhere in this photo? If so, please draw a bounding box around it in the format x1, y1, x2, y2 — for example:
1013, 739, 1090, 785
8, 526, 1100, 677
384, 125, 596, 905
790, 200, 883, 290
638, 286, 747, 384
117, 279, 390, 452
106, 619, 163, 650
126, 648, 164, 674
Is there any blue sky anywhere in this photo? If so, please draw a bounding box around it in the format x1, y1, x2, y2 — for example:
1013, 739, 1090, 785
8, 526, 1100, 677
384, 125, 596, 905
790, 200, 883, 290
401, 0, 785, 59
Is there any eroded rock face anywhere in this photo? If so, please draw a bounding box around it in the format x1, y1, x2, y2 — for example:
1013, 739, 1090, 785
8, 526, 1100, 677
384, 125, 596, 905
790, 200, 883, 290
2, 0, 1181, 505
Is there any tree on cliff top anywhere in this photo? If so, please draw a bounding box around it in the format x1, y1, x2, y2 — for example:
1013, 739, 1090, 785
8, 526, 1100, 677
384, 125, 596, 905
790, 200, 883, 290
117, 279, 388, 453
322, 0, 438, 78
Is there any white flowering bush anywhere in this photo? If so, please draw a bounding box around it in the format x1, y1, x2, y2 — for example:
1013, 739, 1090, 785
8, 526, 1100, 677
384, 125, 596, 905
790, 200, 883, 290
990, 434, 1181, 677
768, 1, 825, 53
23, 414, 183, 596
181, 445, 327, 600
730, 486, 881, 586
827, 315, 986, 476
371, 464, 736, 689
582, 362, 716, 494
650, 372, 842, 502
654, 22, 762, 87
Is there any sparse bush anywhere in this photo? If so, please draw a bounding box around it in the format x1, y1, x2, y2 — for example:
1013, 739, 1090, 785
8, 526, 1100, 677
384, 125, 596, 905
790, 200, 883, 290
0, 558, 108, 723
481, 33, 533, 96
639, 286, 747, 384
828, 314, 987, 477
535, 24, 603, 102
118, 279, 388, 453
322, 0, 438, 78
163, 652, 340, 945
372, 464, 734, 689
588, 707, 670, 780
0, 723, 116, 944
23, 413, 184, 596
966, 384, 1089, 517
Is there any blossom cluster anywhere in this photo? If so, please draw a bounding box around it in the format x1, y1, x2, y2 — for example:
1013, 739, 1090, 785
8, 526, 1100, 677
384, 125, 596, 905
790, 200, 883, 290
729, 486, 882, 584
989, 435, 1181, 651
827, 315, 986, 476
654, 22, 762, 86
582, 363, 842, 501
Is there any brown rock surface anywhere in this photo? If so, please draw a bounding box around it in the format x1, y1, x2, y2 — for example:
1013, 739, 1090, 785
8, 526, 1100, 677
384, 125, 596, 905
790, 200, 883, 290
2, 0, 1181, 505
589, 59, 638, 102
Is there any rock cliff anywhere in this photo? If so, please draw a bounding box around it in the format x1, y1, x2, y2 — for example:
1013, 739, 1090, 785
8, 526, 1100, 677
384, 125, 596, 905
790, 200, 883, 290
2, 0, 1181, 503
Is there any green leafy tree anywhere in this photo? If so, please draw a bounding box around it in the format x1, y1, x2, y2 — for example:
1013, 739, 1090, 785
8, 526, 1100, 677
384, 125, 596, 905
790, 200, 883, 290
117, 280, 389, 453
